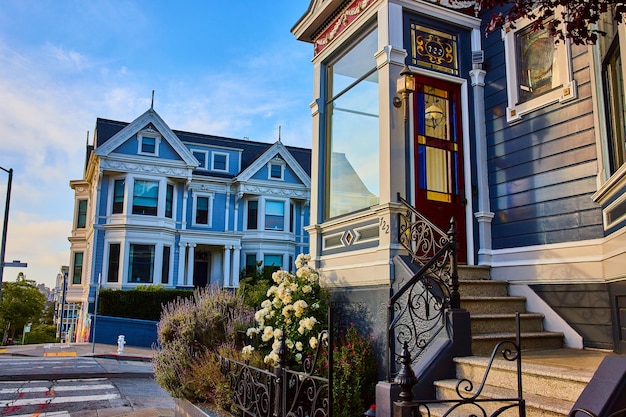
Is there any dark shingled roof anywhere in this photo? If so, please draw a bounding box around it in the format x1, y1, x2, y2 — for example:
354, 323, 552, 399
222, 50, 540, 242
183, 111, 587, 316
93, 118, 311, 176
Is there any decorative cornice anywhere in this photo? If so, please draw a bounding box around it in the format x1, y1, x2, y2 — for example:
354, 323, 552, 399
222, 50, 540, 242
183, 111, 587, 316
314, 0, 376, 56
238, 183, 309, 199
100, 158, 190, 177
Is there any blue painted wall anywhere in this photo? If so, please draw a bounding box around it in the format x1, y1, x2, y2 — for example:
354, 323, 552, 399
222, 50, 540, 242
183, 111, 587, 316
92, 315, 158, 348
112, 134, 181, 161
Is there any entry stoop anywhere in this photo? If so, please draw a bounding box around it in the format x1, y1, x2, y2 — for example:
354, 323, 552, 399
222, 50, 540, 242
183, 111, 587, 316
457, 268, 564, 355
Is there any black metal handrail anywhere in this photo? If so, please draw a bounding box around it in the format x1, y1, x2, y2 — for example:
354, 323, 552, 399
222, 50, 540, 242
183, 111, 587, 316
393, 313, 526, 417
388, 195, 459, 379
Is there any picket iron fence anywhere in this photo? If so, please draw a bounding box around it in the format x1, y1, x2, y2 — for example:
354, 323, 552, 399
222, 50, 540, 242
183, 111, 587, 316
220, 327, 331, 417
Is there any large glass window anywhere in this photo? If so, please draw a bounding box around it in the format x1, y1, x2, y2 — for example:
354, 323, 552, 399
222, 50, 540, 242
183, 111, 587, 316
128, 244, 154, 283
325, 28, 379, 219
76, 200, 87, 229
113, 179, 125, 214
263, 254, 283, 273
132, 180, 159, 215
162, 246, 170, 284
603, 40, 626, 174
165, 184, 174, 218
245, 254, 257, 275
196, 196, 210, 225
107, 243, 120, 283
265, 200, 285, 230
72, 252, 83, 285
247, 200, 258, 230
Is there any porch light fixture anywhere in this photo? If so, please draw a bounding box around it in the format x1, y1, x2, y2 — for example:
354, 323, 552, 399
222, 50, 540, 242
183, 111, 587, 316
393, 65, 416, 122
425, 103, 445, 129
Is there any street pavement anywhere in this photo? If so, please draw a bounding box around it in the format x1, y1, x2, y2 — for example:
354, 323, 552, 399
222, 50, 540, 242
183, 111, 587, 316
0, 342, 176, 417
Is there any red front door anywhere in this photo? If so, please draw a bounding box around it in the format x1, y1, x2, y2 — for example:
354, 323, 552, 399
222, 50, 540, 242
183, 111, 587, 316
413, 76, 466, 262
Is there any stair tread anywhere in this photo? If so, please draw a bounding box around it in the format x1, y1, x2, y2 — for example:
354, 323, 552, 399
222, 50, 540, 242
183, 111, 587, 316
471, 312, 544, 318
454, 355, 594, 381
472, 331, 563, 339
434, 379, 573, 414
462, 296, 526, 300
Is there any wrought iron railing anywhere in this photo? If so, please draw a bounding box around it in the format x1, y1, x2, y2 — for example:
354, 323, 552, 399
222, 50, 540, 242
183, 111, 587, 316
569, 408, 626, 417
220, 329, 331, 417
388, 195, 459, 379
393, 313, 525, 417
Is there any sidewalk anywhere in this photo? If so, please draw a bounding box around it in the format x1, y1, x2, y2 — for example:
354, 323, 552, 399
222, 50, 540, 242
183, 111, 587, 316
0, 342, 154, 360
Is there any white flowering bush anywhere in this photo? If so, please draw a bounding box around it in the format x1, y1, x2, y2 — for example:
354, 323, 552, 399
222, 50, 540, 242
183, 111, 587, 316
243, 254, 328, 367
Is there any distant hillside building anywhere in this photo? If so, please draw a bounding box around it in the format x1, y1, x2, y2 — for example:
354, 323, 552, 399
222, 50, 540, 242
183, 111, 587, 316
67, 108, 311, 314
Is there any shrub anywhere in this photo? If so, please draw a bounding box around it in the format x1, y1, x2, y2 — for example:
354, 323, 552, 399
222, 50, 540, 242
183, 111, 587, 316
332, 325, 377, 417
153, 285, 254, 403
23, 324, 57, 344
98, 287, 194, 320
243, 254, 329, 368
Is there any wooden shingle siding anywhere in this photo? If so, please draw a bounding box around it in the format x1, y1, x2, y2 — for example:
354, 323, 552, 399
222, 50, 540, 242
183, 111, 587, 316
531, 283, 613, 350
483, 28, 602, 249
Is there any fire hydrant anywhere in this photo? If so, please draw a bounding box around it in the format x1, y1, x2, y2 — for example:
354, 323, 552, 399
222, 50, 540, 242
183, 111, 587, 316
117, 335, 126, 354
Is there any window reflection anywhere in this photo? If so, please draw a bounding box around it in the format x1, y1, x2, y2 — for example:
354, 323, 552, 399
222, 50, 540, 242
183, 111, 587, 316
325, 28, 379, 219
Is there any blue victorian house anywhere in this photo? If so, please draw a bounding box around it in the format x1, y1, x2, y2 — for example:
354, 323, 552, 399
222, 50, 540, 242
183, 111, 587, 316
67, 107, 311, 315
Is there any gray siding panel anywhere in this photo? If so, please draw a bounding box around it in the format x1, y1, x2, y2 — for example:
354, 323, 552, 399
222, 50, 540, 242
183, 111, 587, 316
531, 283, 613, 350
484, 35, 600, 246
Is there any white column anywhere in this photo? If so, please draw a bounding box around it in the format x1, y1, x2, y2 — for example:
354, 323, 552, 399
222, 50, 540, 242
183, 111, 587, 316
223, 246, 231, 287
187, 243, 196, 287
470, 68, 494, 265
225, 191, 230, 231
232, 246, 241, 288
177, 242, 186, 286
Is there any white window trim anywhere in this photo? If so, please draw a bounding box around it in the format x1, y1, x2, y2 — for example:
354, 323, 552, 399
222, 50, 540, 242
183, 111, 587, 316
137, 128, 161, 156
502, 14, 577, 123
604, 188, 626, 229
268, 159, 286, 181
211, 152, 229, 172
192, 192, 214, 227
192, 150, 209, 170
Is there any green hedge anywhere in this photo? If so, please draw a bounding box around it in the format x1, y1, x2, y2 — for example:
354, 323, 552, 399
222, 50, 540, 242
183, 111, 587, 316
98, 287, 194, 321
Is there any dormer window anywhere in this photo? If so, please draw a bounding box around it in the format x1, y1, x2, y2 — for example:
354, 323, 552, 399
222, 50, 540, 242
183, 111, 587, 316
269, 158, 285, 180
137, 127, 161, 156
193, 151, 208, 170
212, 152, 228, 172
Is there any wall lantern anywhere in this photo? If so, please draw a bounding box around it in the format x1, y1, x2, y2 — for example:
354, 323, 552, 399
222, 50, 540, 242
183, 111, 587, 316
393, 65, 416, 122
425, 103, 445, 129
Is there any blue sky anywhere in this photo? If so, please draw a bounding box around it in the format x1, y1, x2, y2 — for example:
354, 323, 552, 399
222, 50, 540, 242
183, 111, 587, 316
0, 1, 314, 288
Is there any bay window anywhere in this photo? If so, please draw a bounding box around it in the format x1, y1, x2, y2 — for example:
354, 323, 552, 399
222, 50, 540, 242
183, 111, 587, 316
107, 243, 120, 283
265, 200, 285, 230
113, 179, 125, 214
132, 180, 159, 215
325, 27, 379, 219
128, 244, 154, 283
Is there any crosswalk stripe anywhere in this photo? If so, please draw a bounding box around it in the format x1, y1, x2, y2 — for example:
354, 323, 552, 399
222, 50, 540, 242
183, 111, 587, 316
7, 411, 70, 417
0, 378, 106, 385
0, 383, 114, 394
0, 392, 120, 407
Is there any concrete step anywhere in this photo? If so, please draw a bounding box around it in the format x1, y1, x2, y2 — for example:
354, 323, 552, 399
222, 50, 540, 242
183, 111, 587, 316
472, 331, 564, 355
458, 265, 491, 280
459, 279, 508, 297
453, 355, 591, 403
461, 296, 527, 315
433, 379, 573, 417
471, 313, 545, 335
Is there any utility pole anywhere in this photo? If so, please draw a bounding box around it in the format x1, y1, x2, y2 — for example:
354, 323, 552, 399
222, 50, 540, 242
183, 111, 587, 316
0, 167, 13, 300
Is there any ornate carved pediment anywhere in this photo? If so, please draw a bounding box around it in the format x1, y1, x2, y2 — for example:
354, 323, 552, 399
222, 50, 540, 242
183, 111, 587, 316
100, 158, 190, 177
238, 183, 309, 199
